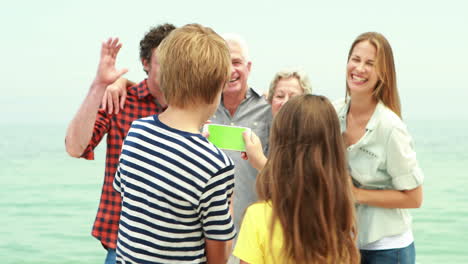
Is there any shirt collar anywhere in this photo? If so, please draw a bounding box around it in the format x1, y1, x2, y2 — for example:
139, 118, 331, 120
221, 87, 263, 104
339, 99, 385, 131
135, 79, 153, 100
247, 87, 263, 99
366, 101, 385, 131
337, 99, 350, 122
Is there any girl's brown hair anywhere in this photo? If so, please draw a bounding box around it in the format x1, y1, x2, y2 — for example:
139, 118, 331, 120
346, 32, 402, 118
257, 94, 359, 263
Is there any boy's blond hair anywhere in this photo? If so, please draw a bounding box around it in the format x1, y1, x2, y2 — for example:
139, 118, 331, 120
157, 24, 231, 108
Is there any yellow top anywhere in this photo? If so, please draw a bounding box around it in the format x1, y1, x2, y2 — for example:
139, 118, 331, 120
233, 201, 292, 264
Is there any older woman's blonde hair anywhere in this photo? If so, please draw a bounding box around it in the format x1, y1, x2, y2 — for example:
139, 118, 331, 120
346, 32, 402, 118
267, 69, 312, 103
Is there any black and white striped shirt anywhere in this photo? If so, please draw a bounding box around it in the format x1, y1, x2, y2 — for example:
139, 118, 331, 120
114, 115, 236, 263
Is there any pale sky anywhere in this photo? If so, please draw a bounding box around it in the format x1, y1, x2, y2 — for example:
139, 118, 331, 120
1, 0, 467, 124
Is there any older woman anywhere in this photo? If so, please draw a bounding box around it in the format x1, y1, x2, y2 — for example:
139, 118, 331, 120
267, 69, 312, 116
242, 69, 311, 170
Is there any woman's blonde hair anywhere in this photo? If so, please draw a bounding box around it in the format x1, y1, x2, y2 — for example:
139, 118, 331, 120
257, 95, 359, 263
346, 32, 402, 118
267, 69, 312, 103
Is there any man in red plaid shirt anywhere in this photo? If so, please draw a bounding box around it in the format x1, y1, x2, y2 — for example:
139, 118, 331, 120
65, 23, 175, 264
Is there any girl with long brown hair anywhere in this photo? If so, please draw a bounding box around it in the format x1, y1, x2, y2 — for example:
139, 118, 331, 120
233, 94, 359, 264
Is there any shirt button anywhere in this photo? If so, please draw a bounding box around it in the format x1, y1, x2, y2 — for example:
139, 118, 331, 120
230, 122, 235, 126
213, 115, 216, 118
253, 122, 258, 126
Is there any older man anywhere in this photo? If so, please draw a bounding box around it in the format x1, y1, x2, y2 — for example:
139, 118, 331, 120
211, 33, 272, 231
207, 34, 271, 264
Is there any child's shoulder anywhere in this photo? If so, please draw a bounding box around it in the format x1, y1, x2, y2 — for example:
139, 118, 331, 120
247, 201, 271, 215
207, 146, 235, 172
244, 202, 272, 225
249, 201, 269, 209
134, 115, 155, 123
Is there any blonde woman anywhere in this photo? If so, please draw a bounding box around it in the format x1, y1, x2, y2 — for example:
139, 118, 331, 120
267, 69, 312, 116
241, 69, 312, 169
335, 32, 424, 264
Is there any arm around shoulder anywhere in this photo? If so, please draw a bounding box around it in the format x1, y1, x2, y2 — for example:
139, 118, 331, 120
65, 38, 128, 157
101, 77, 136, 114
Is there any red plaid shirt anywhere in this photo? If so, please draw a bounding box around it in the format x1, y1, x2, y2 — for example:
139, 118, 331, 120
81, 79, 166, 249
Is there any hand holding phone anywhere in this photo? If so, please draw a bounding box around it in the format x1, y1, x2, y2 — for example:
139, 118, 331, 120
242, 131, 267, 170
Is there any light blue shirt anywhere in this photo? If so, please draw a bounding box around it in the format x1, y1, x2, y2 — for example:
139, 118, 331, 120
334, 99, 424, 247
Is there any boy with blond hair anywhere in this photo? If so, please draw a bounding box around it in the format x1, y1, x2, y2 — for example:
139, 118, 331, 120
112, 24, 235, 263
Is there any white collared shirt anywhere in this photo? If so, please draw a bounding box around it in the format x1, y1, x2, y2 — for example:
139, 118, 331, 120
334, 98, 424, 248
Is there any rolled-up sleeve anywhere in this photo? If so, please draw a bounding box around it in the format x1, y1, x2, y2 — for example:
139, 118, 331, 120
386, 125, 424, 190
81, 109, 111, 160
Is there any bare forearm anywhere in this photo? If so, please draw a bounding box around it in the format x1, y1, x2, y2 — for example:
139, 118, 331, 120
205, 239, 232, 264
354, 185, 423, 209
65, 82, 106, 157
251, 154, 267, 171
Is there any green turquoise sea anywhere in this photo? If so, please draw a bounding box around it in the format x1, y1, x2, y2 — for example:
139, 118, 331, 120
1, 121, 467, 263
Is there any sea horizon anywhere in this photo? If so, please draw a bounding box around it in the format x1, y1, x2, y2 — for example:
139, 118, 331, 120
1, 120, 467, 263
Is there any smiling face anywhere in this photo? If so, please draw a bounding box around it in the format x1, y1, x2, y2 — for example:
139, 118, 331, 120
225, 40, 251, 96
271, 77, 304, 116
346, 40, 379, 97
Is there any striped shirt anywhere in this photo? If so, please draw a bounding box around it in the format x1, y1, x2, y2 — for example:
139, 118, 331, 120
114, 115, 236, 263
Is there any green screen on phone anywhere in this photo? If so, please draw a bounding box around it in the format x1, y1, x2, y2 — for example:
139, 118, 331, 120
207, 125, 249, 151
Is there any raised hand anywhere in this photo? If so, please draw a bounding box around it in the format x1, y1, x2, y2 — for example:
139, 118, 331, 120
94, 38, 128, 88
65, 38, 128, 158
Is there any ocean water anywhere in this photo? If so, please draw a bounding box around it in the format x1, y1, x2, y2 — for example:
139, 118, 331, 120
1, 121, 467, 263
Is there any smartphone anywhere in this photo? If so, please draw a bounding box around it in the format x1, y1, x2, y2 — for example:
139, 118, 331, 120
203, 124, 251, 151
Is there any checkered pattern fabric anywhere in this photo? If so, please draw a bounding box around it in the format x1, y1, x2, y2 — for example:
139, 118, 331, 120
81, 79, 166, 249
